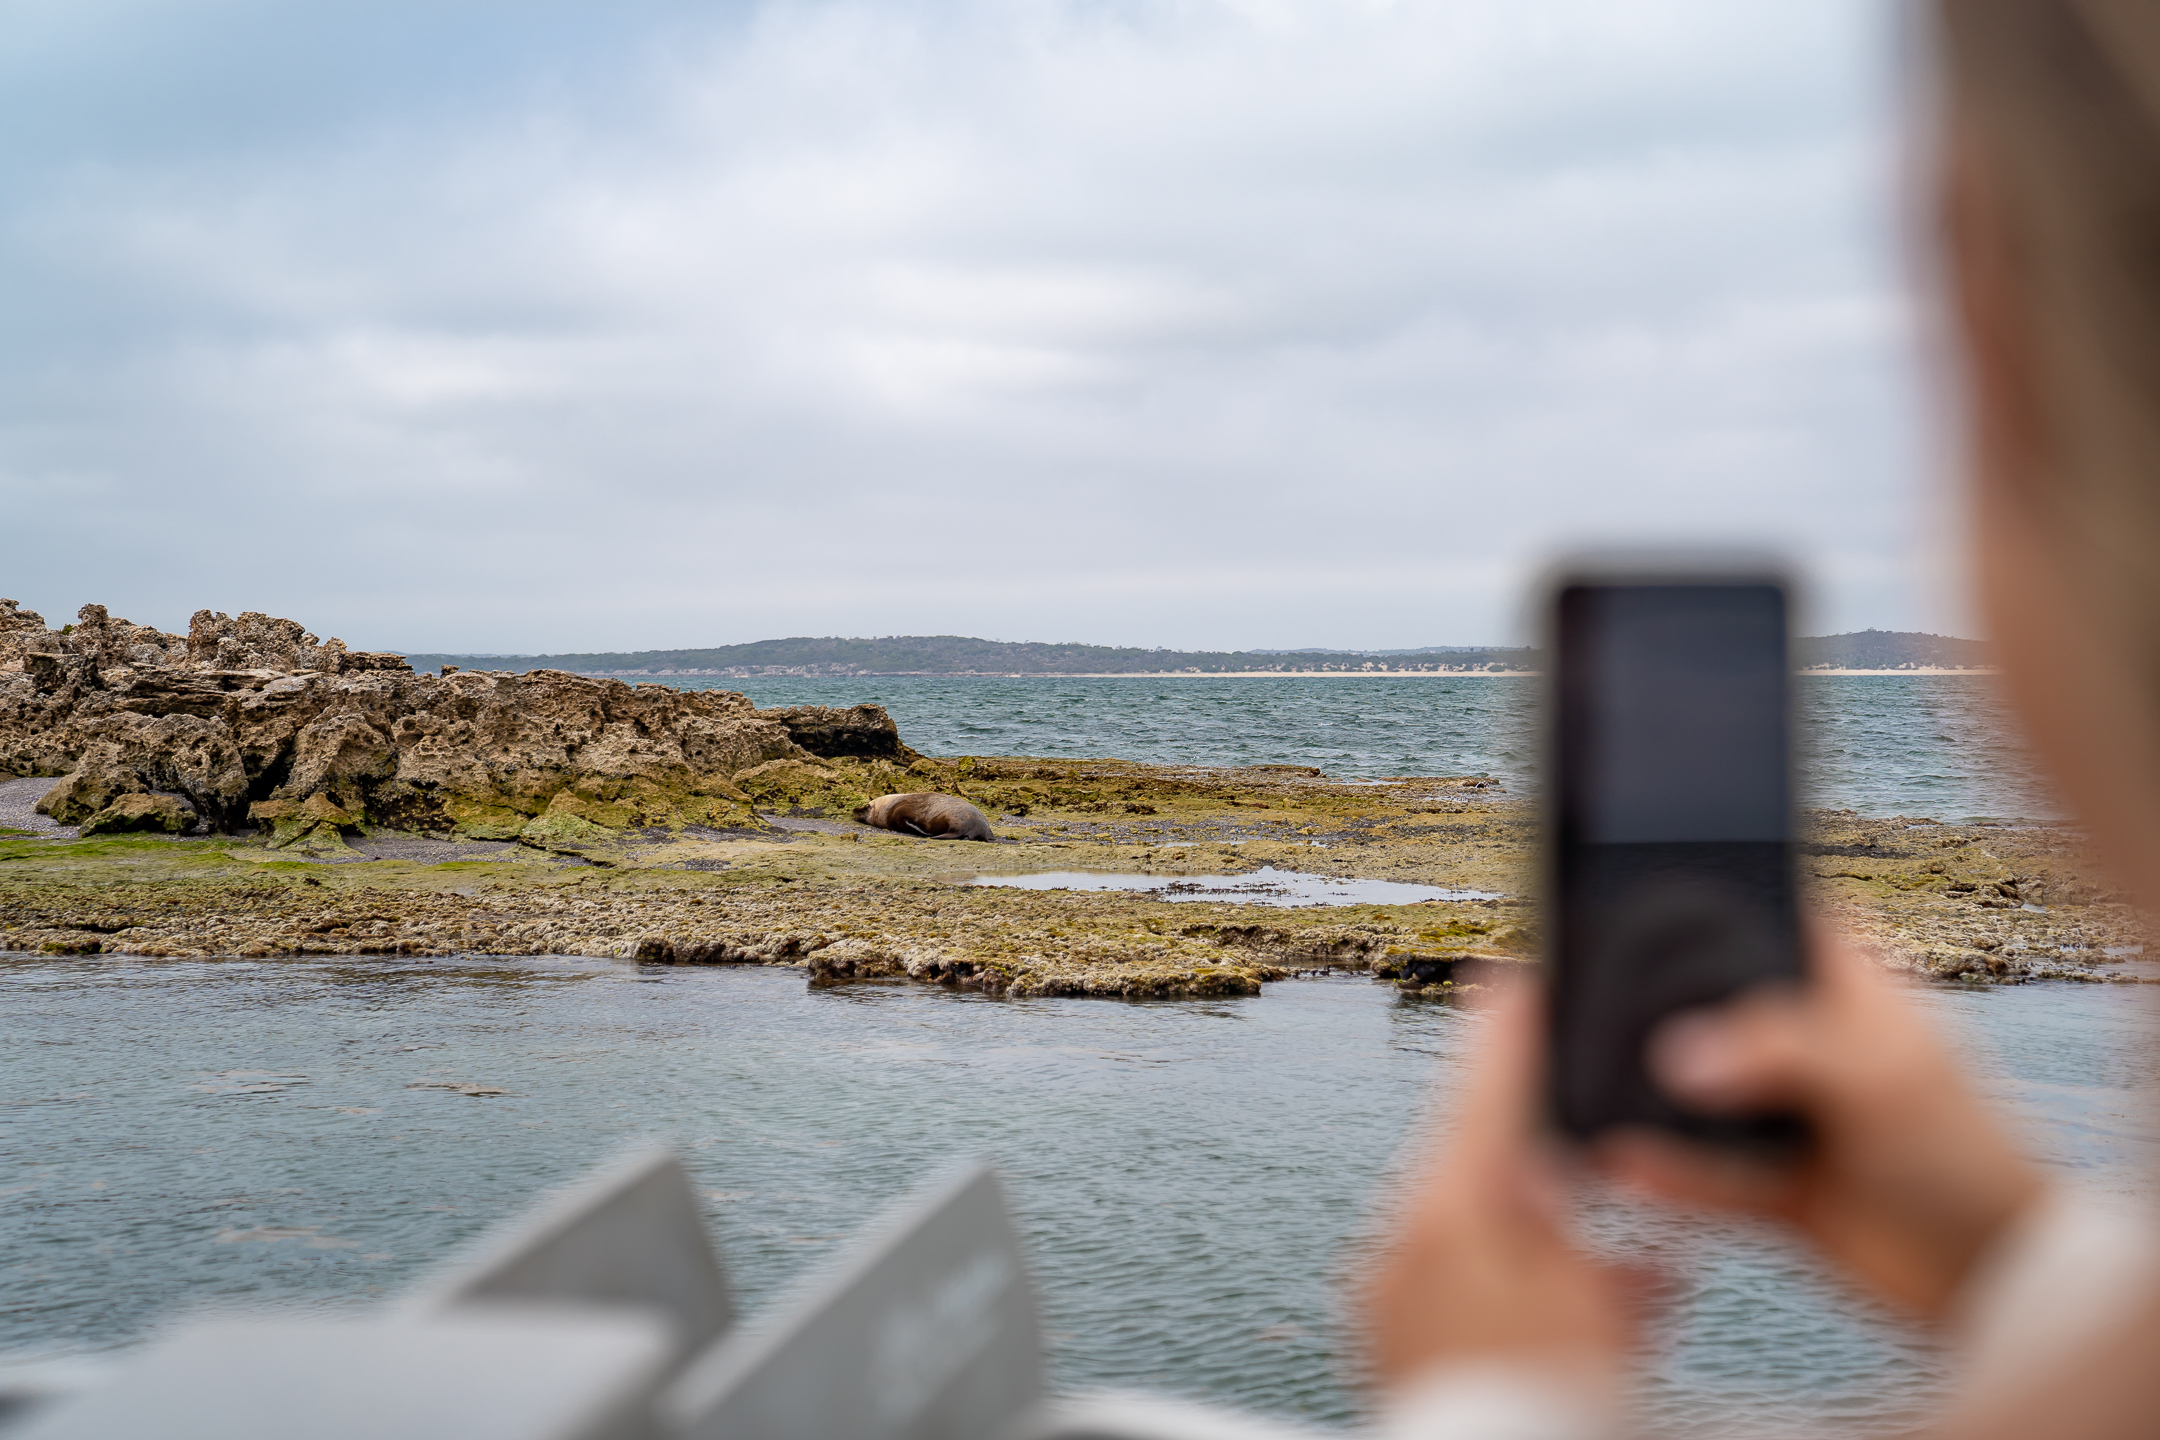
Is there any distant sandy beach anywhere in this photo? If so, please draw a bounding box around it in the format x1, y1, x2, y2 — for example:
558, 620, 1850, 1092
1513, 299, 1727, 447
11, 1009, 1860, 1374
1063, 670, 1998, 679
586, 667, 1998, 681
1043, 670, 1536, 679
1800, 667, 2000, 677
712, 668, 1998, 680
581, 669, 1544, 680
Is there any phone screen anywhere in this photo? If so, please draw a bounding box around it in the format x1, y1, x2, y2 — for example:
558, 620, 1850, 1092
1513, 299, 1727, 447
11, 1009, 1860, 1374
1548, 579, 1802, 1147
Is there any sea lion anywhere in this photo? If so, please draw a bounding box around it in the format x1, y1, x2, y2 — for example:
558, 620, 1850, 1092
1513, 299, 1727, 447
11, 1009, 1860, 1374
853, 792, 996, 841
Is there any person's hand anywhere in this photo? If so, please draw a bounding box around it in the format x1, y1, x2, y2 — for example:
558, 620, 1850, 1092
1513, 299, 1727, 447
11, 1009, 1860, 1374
1600, 932, 2045, 1319
1359, 982, 1632, 1402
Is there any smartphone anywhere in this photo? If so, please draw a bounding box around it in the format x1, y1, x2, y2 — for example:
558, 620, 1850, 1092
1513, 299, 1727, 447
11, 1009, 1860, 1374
1543, 564, 1805, 1151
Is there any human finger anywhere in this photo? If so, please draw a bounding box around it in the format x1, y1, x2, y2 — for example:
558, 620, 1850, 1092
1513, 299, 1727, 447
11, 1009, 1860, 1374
1437, 977, 1547, 1161
1641, 928, 1910, 1116
1646, 993, 1818, 1115
1595, 1126, 1802, 1220
1362, 978, 1632, 1389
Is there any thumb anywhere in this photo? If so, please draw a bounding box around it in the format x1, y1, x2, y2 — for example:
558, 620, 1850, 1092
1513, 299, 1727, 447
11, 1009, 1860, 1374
1455, 980, 1547, 1154
1647, 990, 1818, 1115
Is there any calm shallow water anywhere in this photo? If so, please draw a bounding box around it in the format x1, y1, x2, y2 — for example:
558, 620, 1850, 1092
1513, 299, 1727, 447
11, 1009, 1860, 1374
685, 673, 2056, 823
3, 955, 2151, 1435
969, 867, 1499, 906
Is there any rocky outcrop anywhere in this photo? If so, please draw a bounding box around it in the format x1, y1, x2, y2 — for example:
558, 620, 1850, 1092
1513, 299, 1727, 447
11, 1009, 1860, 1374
800, 939, 1285, 998
0, 600, 54, 672
1, 601, 922, 845
759, 704, 914, 763
81, 793, 196, 836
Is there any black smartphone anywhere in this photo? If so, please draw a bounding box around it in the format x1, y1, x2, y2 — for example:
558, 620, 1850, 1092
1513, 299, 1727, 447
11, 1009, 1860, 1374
1544, 565, 1805, 1151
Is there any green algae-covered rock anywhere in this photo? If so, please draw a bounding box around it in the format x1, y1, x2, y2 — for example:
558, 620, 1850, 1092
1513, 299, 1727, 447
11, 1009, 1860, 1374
442, 795, 532, 840
248, 793, 363, 850
36, 760, 142, 825
81, 792, 195, 836
520, 807, 613, 845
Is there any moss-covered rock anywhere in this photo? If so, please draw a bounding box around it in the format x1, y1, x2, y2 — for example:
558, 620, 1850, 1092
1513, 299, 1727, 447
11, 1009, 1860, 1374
3, 756, 2147, 997
35, 757, 144, 825
81, 792, 195, 836
442, 795, 532, 840
519, 806, 614, 846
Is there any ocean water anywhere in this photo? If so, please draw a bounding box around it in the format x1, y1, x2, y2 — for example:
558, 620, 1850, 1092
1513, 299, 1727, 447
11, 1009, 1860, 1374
683, 673, 2057, 823
2, 956, 2152, 1436
0, 671, 2123, 1434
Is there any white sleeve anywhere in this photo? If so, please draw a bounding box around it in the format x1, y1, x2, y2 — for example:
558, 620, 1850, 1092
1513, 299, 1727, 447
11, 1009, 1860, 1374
1375, 1364, 1612, 1440
1948, 1185, 2160, 1414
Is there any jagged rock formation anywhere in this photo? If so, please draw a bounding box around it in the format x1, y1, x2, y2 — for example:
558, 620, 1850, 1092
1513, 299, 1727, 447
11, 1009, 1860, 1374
80, 792, 197, 836
0, 602, 920, 846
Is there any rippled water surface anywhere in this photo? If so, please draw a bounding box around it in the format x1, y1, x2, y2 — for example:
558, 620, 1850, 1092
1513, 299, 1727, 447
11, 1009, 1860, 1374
692, 673, 2055, 822
968, 866, 1498, 906
0, 672, 2110, 1430
5, 956, 2151, 1434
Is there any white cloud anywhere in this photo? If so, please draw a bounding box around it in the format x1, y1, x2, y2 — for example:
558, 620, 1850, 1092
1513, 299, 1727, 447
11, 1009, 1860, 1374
0, 0, 1930, 651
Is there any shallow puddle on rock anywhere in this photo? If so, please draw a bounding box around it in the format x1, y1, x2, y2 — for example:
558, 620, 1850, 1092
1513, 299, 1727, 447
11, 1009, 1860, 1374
964, 865, 1501, 907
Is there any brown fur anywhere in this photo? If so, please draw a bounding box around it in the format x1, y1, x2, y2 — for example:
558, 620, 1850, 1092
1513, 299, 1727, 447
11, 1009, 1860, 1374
852, 792, 996, 841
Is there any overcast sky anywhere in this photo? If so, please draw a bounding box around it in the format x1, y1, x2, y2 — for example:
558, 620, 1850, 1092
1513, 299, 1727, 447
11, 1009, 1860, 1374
0, 0, 1944, 653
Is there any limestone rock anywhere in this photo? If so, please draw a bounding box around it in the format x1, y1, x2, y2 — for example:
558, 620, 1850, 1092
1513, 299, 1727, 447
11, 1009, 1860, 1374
0, 599, 46, 636
285, 713, 398, 804
763, 704, 922, 764
36, 746, 148, 824
249, 793, 363, 850
806, 938, 911, 985
68, 604, 186, 674
0, 599, 52, 673
3, 601, 185, 682
187, 610, 325, 672
24, 652, 100, 693
81, 792, 196, 836
58, 714, 254, 829
0, 601, 920, 842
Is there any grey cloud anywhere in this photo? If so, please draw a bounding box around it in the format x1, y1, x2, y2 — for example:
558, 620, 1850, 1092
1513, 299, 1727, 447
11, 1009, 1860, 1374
0, 0, 1927, 652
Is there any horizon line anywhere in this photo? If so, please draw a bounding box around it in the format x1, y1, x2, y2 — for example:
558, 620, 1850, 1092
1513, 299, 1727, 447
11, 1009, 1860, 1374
398, 626, 1986, 659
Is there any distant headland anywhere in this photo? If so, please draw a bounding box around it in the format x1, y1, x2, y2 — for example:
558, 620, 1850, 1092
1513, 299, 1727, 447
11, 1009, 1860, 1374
402, 629, 1992, 679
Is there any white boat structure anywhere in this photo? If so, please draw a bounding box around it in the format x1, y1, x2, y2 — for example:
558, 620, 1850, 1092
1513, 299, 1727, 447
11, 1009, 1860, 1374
2, 1151, 1330, 1440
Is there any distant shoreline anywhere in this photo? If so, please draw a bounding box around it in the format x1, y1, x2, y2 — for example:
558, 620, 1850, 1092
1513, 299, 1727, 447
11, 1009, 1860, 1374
510, 667, 2000, 681
1800, 667, 2001, 677
404, 628, 1991, 679
575, 669, 1538, 679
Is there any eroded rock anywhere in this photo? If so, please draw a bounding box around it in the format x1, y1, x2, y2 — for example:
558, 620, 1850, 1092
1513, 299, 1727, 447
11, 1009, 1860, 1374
36, 747, 146, 824
0, 602, 923, 840
81, 792, 196, 836
762, 704, 916, 763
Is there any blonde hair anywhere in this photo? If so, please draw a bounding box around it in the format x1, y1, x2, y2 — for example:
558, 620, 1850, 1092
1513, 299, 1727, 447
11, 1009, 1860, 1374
1938, 0, 2160, 725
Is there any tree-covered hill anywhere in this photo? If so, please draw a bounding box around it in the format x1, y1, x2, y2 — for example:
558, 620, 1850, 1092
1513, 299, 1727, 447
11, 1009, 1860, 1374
405, 629, 1992, 677
1792, 630, 1993, 670
401, 636, 1539, 677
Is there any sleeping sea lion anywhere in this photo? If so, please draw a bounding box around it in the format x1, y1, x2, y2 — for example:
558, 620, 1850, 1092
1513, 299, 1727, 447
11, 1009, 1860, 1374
853, 792, 996, 842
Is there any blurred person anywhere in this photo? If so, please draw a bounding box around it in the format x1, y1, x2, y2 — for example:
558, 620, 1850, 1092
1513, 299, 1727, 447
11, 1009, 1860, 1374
1358, 1, 2160, 1436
